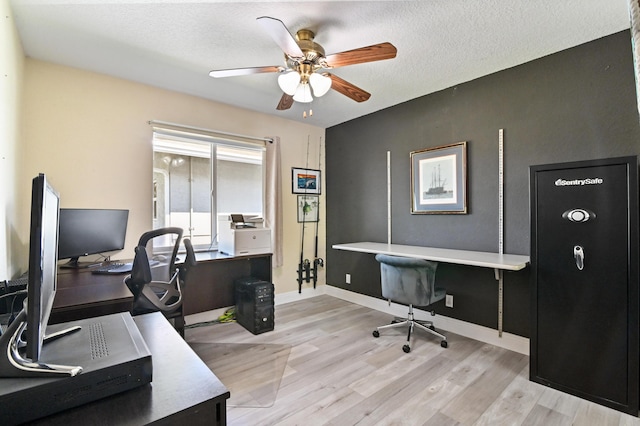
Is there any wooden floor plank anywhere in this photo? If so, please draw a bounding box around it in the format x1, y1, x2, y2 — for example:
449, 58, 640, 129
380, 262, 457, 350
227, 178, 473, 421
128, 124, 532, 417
522, 404, 573, 426
184, 295, 640, 426
441, 348, 529, 424
333, 355, 457, 425
475, 364, 544, 425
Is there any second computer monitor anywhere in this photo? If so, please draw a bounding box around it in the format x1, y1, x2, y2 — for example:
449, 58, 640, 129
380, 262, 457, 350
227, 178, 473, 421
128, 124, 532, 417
58, 208, 129, 268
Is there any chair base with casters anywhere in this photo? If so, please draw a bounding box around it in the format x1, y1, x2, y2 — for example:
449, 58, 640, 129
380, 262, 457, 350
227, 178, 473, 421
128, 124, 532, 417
373, 253, 448, 352
373, 304, 448, 352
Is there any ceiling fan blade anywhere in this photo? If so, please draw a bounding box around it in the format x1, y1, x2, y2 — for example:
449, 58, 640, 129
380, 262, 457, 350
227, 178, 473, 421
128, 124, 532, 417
257, 16, 304, 59
328, 74, 371, 103
276, 93, 294, 110
324, 42, 397, 68
209, 66, 283, 78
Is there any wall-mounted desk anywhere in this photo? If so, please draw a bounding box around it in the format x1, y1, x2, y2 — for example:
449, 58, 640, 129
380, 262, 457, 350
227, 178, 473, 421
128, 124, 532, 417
332, 242, 530, 336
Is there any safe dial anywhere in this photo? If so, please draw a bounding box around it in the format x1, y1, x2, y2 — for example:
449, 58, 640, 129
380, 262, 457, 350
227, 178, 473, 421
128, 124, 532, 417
562, 208, 596, 223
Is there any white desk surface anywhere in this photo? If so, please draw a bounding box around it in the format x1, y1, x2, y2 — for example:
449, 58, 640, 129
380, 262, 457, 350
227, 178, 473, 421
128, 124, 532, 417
332, 242, 529, 271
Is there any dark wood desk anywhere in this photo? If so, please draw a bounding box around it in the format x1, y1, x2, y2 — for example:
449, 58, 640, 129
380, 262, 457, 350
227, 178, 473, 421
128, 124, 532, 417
51, 250, 273, 321
184, 251, 272, 315
30, 312, 230, 425
51, 268, 133, 324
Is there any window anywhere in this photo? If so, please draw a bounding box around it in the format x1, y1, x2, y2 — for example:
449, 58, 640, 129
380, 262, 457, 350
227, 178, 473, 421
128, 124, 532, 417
152, 133, 264, 251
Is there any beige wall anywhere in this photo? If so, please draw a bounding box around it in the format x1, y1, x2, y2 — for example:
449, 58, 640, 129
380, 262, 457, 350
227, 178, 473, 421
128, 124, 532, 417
0, 0, 24, 280
18, 59, 326, 295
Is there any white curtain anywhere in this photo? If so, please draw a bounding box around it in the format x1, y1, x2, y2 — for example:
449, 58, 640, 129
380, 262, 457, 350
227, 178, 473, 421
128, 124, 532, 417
629, 0, 640, 120
265, 136, 283, 267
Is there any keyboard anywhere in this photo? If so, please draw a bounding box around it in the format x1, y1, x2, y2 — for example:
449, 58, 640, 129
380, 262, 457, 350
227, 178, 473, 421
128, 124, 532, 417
91, 262, 133, 275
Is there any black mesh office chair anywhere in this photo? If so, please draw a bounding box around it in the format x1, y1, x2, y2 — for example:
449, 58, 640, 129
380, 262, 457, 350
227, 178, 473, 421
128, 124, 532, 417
124, 227, 196, 337
372, 254, 448, 352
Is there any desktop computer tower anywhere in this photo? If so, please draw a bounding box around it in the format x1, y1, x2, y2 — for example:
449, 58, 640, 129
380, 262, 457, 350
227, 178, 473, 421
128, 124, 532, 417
0, 275, 28, 316
234, 278, 274, 335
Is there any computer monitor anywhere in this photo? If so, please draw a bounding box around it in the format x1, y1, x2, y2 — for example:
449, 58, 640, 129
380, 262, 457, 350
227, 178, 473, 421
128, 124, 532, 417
0, 173, 81, 377
26, 173, 60, 362
58, 209, 129, 268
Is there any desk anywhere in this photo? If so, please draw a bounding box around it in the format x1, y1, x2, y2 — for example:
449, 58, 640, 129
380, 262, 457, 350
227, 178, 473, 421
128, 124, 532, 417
52, 251, 273, 322
30, 312, 230, 425
184, 251, 272, 315
51, 269, 133, 324
332, 242, 530, 336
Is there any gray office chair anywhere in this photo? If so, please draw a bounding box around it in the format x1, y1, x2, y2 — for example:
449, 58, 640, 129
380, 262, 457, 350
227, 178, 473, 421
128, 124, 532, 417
125, 227, 196, 337
373, 254, 448, 352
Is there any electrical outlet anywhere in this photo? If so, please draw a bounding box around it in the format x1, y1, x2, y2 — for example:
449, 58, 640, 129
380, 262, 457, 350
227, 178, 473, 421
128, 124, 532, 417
345, 273, 351, 284
445, 294, 454, 308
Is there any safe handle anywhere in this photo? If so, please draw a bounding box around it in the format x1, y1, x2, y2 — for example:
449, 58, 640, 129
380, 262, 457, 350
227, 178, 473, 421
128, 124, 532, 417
574, 245, 584, 271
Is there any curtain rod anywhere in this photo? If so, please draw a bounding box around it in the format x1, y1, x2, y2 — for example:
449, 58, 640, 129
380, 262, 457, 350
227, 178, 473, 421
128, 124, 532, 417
148, 120, 273, 143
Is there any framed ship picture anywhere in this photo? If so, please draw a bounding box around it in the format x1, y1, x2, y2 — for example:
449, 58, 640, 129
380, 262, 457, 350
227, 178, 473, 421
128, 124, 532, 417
410, 142, 467, 214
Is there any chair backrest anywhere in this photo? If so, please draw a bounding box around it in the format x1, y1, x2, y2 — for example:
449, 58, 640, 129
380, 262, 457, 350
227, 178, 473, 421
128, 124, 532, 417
126, 245, 153, 298
136, 227, 184, 281
375, 254, 442, 306
125, 227, 184, 314
178, 238, 196, 284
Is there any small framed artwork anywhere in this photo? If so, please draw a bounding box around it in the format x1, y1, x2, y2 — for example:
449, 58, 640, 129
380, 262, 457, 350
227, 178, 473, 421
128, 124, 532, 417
292, 167, 321, 194
297, 195, 319, 222
410, 141, 468, 214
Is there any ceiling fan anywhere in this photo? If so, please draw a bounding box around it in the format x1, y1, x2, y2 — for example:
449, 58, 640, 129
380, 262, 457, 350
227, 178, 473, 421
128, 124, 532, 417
209, 17, 397, 111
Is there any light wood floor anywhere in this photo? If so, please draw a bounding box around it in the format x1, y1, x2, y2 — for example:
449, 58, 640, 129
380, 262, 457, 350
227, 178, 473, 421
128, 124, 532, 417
185, 295, 640, 426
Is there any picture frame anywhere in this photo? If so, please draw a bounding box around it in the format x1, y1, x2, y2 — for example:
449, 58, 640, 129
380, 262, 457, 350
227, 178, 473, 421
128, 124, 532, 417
292, 167, 321, 194
297, 195, 319, 223
410, 141, 468, 214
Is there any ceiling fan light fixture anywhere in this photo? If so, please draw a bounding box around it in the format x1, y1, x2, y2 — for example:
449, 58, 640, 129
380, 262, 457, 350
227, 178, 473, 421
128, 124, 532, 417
277, 71, 301, 95
293, 82, 313, 103
309, 73, 332, 97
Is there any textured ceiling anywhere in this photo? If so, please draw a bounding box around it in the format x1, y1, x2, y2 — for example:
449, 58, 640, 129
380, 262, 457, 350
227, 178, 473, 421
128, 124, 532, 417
9, 0, 632, 128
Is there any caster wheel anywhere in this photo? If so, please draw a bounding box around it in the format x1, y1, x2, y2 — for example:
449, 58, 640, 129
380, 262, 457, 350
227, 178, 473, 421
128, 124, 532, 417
429, 325, 436, 331
441, 340, 448, 348
402, 345, 411, 353
372, 330, 380, 338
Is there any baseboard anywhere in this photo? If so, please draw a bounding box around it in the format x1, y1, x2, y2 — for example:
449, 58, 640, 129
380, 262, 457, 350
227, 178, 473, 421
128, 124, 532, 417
185, 284, 326, 326
185, 307, 230, 325
273, 284, 328, 305
323, 285, 529, 355
186, 284, 529, 355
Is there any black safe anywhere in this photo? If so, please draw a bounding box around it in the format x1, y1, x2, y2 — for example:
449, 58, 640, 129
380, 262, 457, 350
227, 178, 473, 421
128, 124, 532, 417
234, 277, 274, 335
530, 156, 639, 415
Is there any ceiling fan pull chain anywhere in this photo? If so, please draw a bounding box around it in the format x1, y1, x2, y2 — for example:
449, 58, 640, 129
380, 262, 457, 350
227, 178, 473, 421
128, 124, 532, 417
303, 108, 314, 119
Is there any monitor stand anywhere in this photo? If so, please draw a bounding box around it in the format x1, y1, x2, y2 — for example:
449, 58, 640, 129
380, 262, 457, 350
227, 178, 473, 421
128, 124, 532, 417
0, 310, 82, 377
59, 257, 100, 269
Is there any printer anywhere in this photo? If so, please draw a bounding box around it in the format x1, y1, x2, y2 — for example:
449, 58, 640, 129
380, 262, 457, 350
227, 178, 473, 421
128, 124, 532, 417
218, 214, 272, 256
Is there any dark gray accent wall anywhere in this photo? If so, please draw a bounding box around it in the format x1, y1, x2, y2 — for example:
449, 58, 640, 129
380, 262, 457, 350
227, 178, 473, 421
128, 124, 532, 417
325, 31, 640, 337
